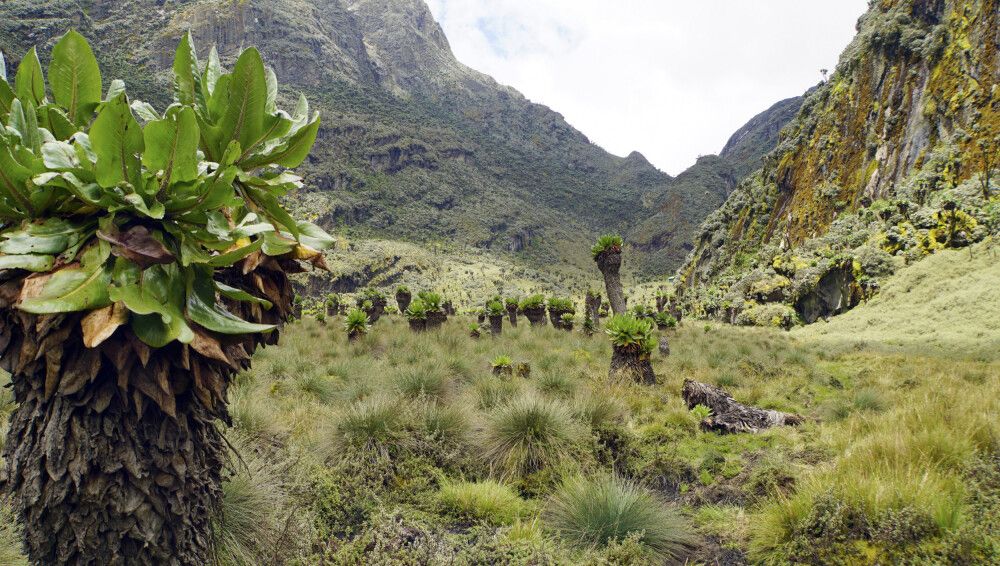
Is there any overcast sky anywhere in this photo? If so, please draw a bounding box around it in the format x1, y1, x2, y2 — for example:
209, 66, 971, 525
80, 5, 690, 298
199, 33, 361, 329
425, 0, 869, 175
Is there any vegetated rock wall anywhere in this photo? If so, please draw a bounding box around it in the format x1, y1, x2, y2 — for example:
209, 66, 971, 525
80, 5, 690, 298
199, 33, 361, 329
677, 0, 1000, 327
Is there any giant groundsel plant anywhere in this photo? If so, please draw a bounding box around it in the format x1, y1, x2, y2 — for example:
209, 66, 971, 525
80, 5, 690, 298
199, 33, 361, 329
0, 30, 332, 564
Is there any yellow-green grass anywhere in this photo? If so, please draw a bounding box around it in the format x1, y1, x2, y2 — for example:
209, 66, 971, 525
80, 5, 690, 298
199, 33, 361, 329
796, 239, 1000, 359
0, 307, 997, 562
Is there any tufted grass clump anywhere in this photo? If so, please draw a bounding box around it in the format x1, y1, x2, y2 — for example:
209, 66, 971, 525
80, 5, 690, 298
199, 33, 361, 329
545, 474, 694, 560
479, 394, 585, 478
332, 396, 413, 457
438, 480, 527, 525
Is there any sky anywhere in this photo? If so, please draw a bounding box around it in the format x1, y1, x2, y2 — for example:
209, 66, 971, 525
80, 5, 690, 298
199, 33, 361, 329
424, 0, 870, 175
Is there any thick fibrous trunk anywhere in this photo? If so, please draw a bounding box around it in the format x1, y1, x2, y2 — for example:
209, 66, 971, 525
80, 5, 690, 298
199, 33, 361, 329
609, 345, 655, 385
506, 305, 518, 327
426, 310, 446, 330
408, 319, 426, 332
0, 260, 292, 565
681, 379, 804, 434
489, 315, 503, 336
585, 292, 601, 326
596, 251, 626, 315
396, 291, 412, 314
362, 298, 387, 324
523, 307, 546, 326
658, 337, 671, 356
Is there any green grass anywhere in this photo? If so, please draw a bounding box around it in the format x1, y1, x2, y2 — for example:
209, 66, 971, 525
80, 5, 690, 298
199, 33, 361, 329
796, 240, 1000, 359
438, 480, 528, 525
2, 298, 997, 563
545, 474, 694, 560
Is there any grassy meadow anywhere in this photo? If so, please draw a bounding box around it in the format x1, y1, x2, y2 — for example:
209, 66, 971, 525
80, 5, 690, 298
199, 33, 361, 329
4, 303, 995, 564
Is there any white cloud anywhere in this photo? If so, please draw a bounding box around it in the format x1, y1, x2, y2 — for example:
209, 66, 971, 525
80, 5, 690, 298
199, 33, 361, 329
426, 0, 869, 175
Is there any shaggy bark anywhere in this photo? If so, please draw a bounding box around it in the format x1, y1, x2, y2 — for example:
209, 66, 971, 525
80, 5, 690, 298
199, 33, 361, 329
658, 336, 671, 356
426, 310, 446, 330
595, 251, 626, 315
585, 292, 601, 326
506, 304, 518, 327
489, 315, 503, 336
609, 345, 655, 385
361, 297, 387, 324
407, 319, 426, 332
0, 259, 293, 565
523, 307, 547, 327
396, 291, 412, 313
681, 379, 804, 434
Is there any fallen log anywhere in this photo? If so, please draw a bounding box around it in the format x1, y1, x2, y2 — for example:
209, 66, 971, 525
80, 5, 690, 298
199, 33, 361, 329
682, 379, 804, 434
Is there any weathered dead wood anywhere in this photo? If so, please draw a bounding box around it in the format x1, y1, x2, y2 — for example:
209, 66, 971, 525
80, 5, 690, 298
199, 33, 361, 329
682, 379, 804, 434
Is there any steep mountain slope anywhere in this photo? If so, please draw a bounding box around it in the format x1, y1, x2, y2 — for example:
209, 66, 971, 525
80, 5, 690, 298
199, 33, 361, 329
0, 0, 687, 276
678, 0, 999, 325
630, 96, 804, 275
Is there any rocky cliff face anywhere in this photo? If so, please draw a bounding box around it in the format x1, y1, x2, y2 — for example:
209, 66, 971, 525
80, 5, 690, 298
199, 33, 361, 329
678, 0, 999, 326
629, 96, 804, 276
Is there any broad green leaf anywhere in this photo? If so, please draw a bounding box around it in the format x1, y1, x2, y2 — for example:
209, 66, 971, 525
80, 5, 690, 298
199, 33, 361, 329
206, 238, 262, 267
142, 106, 199, 185
245, 185, 299, 237
172, 33, 202, 107
0, 50, 6, 82
217, 281, 272, 309
259, 232, 295, 256
0, 81, 13, 124
19, 241, 112, 314
0, 218, 91, 254
9, 98, 41, 154
220, 48, 268, 154
0, 139, 35, 215
42, 140, 79, 170
14, 47, 45, 106
106, 79, 126, 102
242, 114, 320, 169
110, 263, 193, 347
131, 100, 160, 122
43, 106, 78, 140
296, 220, 335, 250
0, 253, 54, 272
264, 66, 278, 115
91, 93, 143, 188
49, 30, 102, 125
202, 46, 222, 101
186, 266, 274, 334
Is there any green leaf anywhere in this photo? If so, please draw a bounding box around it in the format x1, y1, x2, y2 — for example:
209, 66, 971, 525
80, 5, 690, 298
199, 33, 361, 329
49, 30, 102, 126
19, 241, 112, 314
0, 50, 6, 82
0, 254, 55, 272
110, 262, 193, 347
242, 114, 320, 169
217, 282, 272, 309
131, 100, 160, 122
206, 238, 262, 267
202, 46, 222, 102
186, 266, 274, 334
220, 48, 268, 154
106, 79, 126, 101
90, 93, 144, 188
0, 137, 36, 215
0, 81, 14, 124
142, 106, 199, 185
245, 185, 299, 238
0, 218, 91, 255
296, 220, 335, 250
9, 98, 41, 155
42, 140, 79, 170
172, 32, 203, 108
43, 106, 78, 140
14, 47, 45, 106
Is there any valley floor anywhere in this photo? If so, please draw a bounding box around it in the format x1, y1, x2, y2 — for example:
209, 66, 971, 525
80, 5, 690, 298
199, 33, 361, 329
2, 306, 998, 564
